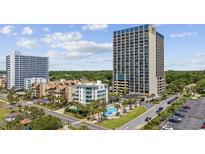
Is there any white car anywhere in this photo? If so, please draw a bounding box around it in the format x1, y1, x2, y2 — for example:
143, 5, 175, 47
161, 125, 174, 130
27, 101, 33, 105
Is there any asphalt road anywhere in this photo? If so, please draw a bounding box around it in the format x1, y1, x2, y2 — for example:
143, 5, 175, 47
119, 94, 180, 130
21, 102, 107, 130
164, 97, 205, 130
0, 93, 7, 101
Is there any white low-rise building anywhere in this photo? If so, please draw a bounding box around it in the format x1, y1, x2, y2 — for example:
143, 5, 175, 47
24, 77, 47, 90
74, 80, 108, 104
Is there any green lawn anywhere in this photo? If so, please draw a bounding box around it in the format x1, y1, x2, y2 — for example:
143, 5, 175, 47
98, 106, 147, 129
0, 109, 10, 120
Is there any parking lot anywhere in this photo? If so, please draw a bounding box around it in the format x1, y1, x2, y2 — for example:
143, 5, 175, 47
164, 97, 205, 130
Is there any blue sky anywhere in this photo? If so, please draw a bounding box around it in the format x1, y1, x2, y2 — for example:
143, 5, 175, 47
0, 24, 205, 71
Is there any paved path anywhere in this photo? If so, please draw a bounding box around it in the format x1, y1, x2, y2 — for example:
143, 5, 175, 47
119, 94, 180, 130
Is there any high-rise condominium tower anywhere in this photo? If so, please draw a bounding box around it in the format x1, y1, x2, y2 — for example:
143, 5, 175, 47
6, 51, 49, 90
113, 24, 165, 97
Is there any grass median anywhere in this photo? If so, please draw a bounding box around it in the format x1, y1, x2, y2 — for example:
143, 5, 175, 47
0, 109, 10, 120
98, 106, 147, 129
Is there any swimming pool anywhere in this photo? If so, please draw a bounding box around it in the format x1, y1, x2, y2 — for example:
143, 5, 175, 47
105, 107, 117, 115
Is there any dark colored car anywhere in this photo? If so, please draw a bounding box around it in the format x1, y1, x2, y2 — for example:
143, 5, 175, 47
201, 124, 205, 129
169, 116, 181, 123
167, 100, 172, 104
178, 108, 188, 113
182, 105, 191, 110
169, 117, 180, 123
175, 111, 185, 117
156, 107, 164, 114
145, 117, 151, 122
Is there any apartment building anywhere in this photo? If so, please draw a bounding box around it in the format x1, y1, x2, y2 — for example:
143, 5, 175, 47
31, 80, 78, 102
6, 51, 49, 90
24, 77, 47, 90
113, 24, 165, 97
74, 80, 108, 104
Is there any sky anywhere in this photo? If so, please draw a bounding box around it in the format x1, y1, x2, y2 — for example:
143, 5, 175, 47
0, 24, 205, 71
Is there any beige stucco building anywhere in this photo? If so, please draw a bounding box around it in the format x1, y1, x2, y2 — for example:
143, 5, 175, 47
113, 24, 165, 97
31, 80, 79, 102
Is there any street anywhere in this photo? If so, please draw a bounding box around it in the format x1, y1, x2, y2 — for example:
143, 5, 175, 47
21, 102, 107, 130
119, 94, 180, 130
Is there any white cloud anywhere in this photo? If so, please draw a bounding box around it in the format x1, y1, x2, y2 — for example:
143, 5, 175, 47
42, 32, 82, 44
81, 24, 108, 31
42, 27, 50, 32
46, 40, 112, 59
42, 31, 112, 60
82, 56, 112, 63
166, 52, 205, 70
170, 32, 197, 38
0, 25, 15, 34
22, 26, 33, 35
16, 38, 37, 49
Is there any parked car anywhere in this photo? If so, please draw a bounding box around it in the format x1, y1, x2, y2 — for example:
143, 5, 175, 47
182, 105, 191, 110
156, 107, 164, 114
169, 116, 181, 123
177, 108, 188, 113
167, 100, 172, 104
172, 116, 182, 121
201, 124, 205, 129
145, 117, 151, 122
175, 111, 185, 117
161, 125, 174, 130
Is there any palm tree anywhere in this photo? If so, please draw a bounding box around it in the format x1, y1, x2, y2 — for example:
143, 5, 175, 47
7, 88, 18, 105
73, 101, 81, 111
7, 94, 15, 104
95, 100, 106, 122
116, 92, 122, 102
87, 101, 97, 121
126, 99, 135, 110
121, 100, 127, 113
114, 103, 121, 116
24, 89, 32, 100
122, 87, 128, 95
108, 92, 114, 103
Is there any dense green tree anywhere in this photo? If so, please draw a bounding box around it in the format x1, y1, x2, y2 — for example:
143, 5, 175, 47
49, 70, 112, 86
79, 125, 89, 130
23, 106, 45, 120
6, 120, 24, 130
196, 79, 205, 94
30, 115, 63, 130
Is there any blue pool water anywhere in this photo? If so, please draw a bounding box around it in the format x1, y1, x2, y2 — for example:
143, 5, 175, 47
105, 107, 117, 115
